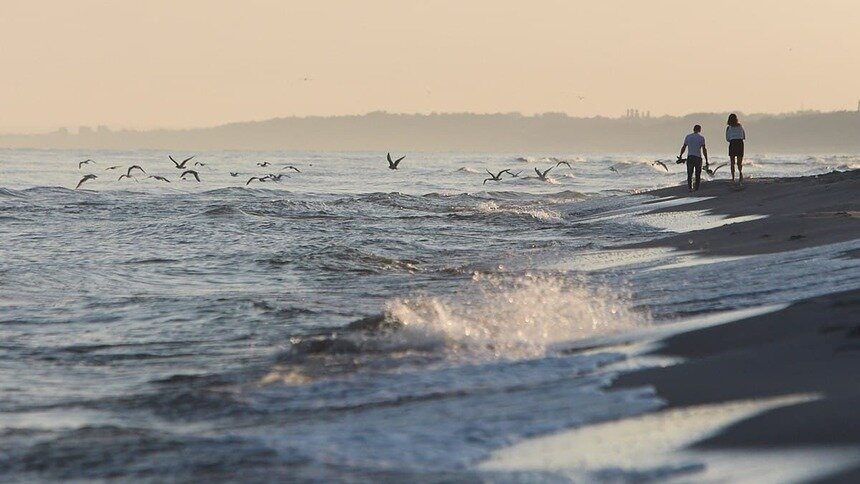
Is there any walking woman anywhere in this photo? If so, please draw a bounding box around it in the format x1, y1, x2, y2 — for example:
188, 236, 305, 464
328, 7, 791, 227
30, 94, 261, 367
726, 113, 746, 183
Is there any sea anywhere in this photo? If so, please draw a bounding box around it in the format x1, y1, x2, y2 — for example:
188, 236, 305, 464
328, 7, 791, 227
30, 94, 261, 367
1, 149, 858, 482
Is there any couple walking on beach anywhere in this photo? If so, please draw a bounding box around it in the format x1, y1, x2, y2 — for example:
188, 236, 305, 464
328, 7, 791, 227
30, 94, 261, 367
678, 113, 746, 192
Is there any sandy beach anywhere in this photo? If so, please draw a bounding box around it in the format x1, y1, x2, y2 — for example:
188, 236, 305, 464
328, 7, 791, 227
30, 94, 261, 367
626, 169, 860, 256
482, 170, 860, 482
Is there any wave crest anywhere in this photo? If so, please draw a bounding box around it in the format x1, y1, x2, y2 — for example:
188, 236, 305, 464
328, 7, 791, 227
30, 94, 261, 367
384, 273, 648, 359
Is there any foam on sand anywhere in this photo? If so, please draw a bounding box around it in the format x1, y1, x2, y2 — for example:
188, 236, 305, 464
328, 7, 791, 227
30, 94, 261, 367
480, 393, 860, 482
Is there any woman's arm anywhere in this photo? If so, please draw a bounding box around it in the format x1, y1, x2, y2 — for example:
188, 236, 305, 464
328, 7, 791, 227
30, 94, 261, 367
726, 126, 731, 142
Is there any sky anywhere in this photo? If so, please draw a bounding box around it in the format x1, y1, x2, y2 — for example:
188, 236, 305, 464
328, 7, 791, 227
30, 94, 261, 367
2, 0, 859, 132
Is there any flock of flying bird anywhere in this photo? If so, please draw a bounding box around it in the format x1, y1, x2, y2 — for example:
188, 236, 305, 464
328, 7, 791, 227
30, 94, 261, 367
74, 155, 304, 189
73, 152, 726, 189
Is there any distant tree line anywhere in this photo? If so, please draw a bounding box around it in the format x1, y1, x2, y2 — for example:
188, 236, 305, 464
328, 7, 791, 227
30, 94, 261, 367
2, 110, 860, 153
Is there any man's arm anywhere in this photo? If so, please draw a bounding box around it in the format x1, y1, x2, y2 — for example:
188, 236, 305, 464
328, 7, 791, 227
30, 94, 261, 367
679, 144, 687, 158
703, 144, 708, 165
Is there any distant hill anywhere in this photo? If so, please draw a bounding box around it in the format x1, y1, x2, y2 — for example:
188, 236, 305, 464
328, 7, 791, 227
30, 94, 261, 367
3, 110, 860, 153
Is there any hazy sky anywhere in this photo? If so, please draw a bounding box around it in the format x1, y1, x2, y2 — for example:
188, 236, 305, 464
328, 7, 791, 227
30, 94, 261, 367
2, 0, 859, 132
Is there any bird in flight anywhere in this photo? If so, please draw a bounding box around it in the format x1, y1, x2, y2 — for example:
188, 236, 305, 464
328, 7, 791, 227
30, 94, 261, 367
169, 155, 194, 169
387, 153, 405, 170
257, 162, 271, 167
78, 159, 95, 169
266, 173, 289, 181
230, 172, 239, 177
117, 174, 138, 182
652, 160, 669, 172
282, 165, 302, 173
148, 175, 171, 183
194, 161, 207, 167
707, 163, 728, 176
483, 169, 510, 185
180, 170, 200, 182
534, 166, 554, 181
127, 165, 146, 177
246, 176, 267, 185
556, 161, 572, 169
75, 174, 97, 189
104, 165, 120, 171
507, 170, 523, 178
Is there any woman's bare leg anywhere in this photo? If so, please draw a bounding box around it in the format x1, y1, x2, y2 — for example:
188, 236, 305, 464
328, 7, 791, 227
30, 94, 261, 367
737, 155, 744, 183
730, 156, 736, 181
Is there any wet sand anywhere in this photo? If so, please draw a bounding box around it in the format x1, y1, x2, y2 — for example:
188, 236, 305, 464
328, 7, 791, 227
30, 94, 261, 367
612, 289, 860, 481
626, 169, 860, 256
618, 172, 860, 480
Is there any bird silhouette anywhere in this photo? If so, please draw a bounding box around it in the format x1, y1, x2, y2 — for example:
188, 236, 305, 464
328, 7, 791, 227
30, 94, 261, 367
126, 165, 146, 177
387, 153, 406, 170
75, 174, 97, 189
180, 170, 200, 182
707, 163, 728, 176
169, 155, 195, 169
535, 166, 554, 181
483, 169, 510, 185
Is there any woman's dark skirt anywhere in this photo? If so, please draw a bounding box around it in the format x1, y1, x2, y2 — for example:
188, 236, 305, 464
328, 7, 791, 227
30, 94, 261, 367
729, 139, 744, 157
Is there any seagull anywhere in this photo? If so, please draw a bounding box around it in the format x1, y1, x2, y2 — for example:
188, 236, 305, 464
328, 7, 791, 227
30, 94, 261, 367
609, 166, 618, 173
78, 159, 95, 169
169, 155, 194, 169
257, 162, 271, 167
180, 170, 200, 182
246, 176, 267, 185
707, 163, 728, 176
556, 161, 572, 169
117, 174, 138, 182
483, 169, 510, 185
194, 161, 207, 167
127, 165, 146, 176
535, 166, 553, 181
282, 165, 302, 173
387, 153, 405, 170
104, 165, 120, 171
148, 175, 171, 183
75, 174, 97, 189
266, 173, 289, 181
230, 172, 239, 177
507, 170, 523, 178
652, 160, 669, 172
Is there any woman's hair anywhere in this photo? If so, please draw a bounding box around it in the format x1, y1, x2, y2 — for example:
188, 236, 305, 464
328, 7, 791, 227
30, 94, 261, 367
727, 113, 740, 127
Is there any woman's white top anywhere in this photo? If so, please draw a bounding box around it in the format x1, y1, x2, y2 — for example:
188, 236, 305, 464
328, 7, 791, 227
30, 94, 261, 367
726, 125, 746, 141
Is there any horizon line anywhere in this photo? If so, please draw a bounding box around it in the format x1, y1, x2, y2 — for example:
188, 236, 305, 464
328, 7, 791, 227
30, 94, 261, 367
4, 107, 860, 137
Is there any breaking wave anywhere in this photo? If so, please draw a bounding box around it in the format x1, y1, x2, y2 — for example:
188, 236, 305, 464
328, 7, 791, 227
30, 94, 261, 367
385, 273, 649, 359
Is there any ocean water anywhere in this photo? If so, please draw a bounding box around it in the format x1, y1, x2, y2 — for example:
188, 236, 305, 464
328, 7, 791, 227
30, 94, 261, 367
1, 149, 858, 481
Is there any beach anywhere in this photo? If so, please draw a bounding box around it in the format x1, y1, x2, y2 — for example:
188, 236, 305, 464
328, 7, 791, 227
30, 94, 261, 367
483, 170, 860, 482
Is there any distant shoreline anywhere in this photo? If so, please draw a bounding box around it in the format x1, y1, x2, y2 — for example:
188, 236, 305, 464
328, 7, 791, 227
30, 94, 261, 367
3, 111, 860, 153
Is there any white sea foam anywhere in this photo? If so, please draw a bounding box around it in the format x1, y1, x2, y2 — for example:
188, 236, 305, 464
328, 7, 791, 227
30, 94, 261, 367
476, 200, 562, 221
384, 274, 650, 359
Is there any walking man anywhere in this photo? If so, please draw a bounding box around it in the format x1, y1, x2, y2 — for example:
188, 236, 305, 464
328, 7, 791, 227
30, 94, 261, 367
679, 124, 708, 192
